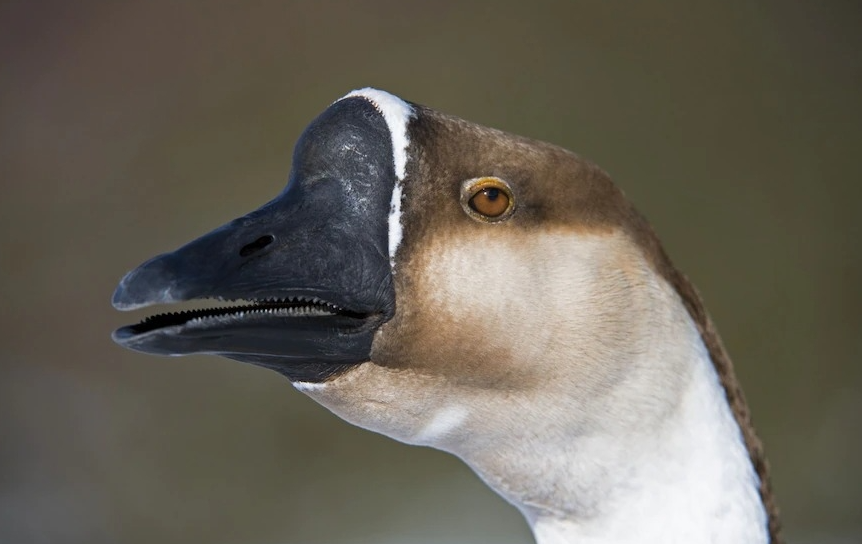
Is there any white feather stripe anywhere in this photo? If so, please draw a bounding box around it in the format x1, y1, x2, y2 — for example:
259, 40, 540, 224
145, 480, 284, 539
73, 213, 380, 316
338, 88, 414, 264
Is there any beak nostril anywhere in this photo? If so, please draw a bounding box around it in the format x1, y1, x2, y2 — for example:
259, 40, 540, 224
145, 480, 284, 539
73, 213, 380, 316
239, 235, 275, 257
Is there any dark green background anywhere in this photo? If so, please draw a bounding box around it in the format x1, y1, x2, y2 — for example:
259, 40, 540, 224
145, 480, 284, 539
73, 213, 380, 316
2, 1, 860, 543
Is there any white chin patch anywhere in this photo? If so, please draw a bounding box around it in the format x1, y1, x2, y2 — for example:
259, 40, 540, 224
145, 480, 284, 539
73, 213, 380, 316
413, 405, 469, 444
292, 381, 328, 393
337, 88, 414, 265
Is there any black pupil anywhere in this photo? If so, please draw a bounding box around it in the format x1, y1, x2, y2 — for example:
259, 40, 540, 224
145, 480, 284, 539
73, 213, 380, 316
484, 188, 500, 200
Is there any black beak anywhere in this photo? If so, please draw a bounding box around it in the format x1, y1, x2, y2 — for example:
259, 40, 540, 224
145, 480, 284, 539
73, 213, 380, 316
112, 97, 399, 382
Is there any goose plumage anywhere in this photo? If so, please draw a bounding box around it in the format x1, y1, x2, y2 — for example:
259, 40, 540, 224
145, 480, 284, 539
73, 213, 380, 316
113, 88, 781, 543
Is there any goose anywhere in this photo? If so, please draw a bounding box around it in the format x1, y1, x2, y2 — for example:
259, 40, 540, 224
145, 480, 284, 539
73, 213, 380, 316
112, 88, 781, 543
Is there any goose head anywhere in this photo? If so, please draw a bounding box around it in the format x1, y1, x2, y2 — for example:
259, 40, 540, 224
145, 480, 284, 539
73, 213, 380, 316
113, 88, 780, 544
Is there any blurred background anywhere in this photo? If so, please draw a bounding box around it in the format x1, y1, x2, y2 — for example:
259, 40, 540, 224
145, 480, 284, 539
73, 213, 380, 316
2, 1, 860, 543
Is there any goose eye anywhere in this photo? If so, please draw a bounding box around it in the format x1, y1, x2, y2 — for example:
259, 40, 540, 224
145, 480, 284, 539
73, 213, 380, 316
460, 177, 516, 222
470, 187, 509, 217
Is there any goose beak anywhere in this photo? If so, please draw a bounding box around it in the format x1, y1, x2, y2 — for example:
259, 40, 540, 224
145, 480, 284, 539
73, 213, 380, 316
112, 96, 400, 381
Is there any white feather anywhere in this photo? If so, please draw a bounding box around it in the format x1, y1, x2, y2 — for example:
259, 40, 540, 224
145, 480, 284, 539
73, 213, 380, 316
338, 88, 414, 264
